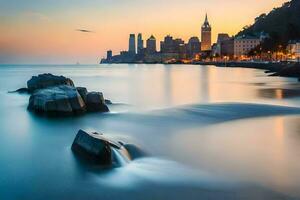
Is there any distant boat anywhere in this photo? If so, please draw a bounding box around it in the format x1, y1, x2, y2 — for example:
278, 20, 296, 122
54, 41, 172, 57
76, 62, 80, 65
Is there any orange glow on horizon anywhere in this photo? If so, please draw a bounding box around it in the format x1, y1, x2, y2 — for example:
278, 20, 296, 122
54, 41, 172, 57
0, 0, 287, 63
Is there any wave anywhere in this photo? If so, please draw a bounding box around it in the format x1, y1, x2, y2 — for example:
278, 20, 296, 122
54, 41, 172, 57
107, 102, 300, 127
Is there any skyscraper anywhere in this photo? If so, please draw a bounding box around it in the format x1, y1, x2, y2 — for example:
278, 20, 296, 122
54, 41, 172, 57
146, 35, 157, 54
137, 33, 144, 54
106, 50, 112, 60
129, 34, 136, 54
201, 14, 212, 51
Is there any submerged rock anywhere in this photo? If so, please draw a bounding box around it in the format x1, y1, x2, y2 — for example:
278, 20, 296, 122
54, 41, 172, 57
71, 130, 114, 165
28, 85, 86, 115
27, 73, 74, 92
86, 92, 109, 112
72, 130, 145, 166
8, 87, 29, 94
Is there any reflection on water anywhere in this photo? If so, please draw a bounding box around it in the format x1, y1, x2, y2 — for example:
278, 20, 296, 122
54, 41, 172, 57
170, 116, 300, 197
258, 88, 300, 99
1, 64, 300, 199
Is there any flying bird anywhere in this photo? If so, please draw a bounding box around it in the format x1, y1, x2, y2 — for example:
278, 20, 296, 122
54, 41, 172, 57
76, 29, 94, 33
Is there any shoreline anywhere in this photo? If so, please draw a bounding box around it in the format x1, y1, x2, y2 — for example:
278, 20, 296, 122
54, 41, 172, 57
102, 61, 300, 80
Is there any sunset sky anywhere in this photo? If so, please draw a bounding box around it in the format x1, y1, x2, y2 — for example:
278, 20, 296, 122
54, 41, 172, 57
0, 0, 287, 64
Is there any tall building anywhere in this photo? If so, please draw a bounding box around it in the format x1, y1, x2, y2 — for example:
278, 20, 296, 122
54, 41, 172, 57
146, 35, 157, 54
137, 33, 144, 54
187, 37, 201, 57
220, 37, 234, 57
106, 50, 112, 60
129, 34, 136, 54
214, 33, 230, 56
201, 14, 212, 51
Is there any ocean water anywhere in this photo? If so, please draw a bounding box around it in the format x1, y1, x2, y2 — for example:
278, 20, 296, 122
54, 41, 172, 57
1, 64, 300, 199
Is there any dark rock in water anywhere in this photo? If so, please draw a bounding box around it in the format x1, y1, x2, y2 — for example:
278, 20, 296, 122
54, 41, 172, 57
17, 73, 110, 116
86, 92, 109, 112
76, 87, 88, 102
8, 87, 29, 94
105, 99, 113, 105
28, 85, 86, 115
71, 130, 113, 165
27, 73, 74, 92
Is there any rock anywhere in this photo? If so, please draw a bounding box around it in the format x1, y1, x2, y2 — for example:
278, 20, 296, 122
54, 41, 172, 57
86, 92, 109, 112
76, 87, 88, 102
105, 99, 113, 105
71, 130, 113, 165
27, 73, 74, 92
28, 85, 86, 115
8, 87, 29, 94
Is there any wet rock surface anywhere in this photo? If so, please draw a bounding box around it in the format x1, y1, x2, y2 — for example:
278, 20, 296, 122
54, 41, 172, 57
13, 73, 111, 116
28, 85, 86, 115
72, 130, 113, 165
27, 73, 74, 92
86, 92, 109, 112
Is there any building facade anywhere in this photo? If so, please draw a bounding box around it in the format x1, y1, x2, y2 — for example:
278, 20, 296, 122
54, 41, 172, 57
213, 33, 230, 56
146, 35, 157, 54
129, 34, 136, 54
106, 50, 112, 60
234, 35, 261, 58
187, 37, 201, 58
220, 38, 234, 58
201, 14, 212, 51
287, 40, 300, 61
137, 33, 144, 55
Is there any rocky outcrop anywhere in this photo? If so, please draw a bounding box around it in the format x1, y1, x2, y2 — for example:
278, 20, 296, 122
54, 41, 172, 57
72, 130, 116, 165
71, 130, 139, 167
28, 85, 86, 115
86, 92, 109, 112
17, 73, 111, 116
27, 73, 74, 92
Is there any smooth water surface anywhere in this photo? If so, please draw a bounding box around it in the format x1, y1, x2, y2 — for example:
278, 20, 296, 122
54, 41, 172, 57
1, 64, 300, 200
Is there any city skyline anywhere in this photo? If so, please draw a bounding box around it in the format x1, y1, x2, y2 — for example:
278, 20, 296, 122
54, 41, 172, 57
0, 0, 287, 64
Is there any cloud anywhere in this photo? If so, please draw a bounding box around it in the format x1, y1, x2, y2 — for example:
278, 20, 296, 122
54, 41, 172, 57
24, 11, 51, 22
76, 29, 94, 33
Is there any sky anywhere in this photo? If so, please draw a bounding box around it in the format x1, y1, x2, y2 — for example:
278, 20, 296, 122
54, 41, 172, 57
0, 0, 287, 64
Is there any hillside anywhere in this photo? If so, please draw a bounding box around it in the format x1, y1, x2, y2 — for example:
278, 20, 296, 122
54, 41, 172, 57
237, 0, 300, 51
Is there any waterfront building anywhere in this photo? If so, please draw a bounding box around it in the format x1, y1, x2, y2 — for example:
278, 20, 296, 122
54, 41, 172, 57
234, 35, 261, 58
187, 37, 201, 58
129, 34, 136, 54
287, 40, 300, 61
214, 33, 230, 56
201, 14, 212, 51
106, 50, 112, 60
137, 33, 144, 54
160, 35, 184, 54
146, 35, 157, 54
220, 38, 234, 58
